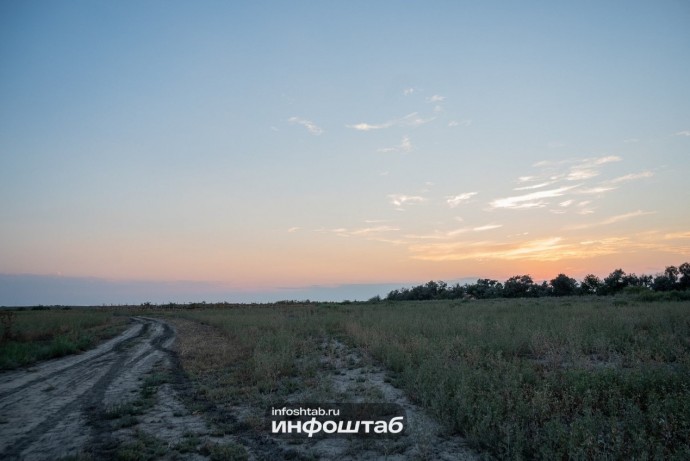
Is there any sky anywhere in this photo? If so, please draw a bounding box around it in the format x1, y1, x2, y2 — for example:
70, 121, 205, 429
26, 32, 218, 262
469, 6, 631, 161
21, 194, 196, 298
1, 1, 689, 304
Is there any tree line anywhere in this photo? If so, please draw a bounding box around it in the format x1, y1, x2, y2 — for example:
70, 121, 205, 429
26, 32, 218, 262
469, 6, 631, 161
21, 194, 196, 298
384, 263, 690, 301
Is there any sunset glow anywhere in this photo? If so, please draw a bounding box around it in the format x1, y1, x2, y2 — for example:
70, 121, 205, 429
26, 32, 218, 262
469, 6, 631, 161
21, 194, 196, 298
1, 1, 689, 304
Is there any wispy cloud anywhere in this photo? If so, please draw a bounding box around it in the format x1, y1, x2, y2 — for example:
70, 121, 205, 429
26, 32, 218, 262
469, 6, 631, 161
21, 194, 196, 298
332, 225, 400, 237
316, 224, 402, 242
497, 155, 646, 213
400, 112, 435, 127
404, 228, 470, 240
409, 237, 566, 262
567, 168, 599, 181
576, 186, 616, 195
426, 95, 445, 103
606, 171, 653, 184
287, 227, 301, 233
288, 116, 323, 135
566, 210, 655, 230
403, 223, 502, 241
473, 224, 503, 232
347, 121, 394, 132
665, 231, 690, 239
446, 192, 478, 208
347, 112, 434, 131
592, 155, 622, 165
675, 130, 690, 137
448, 119, 472, 127
388, 194, 426, 210
599, 210, 654, 225
489, 186, 577, 210
403, 88, 415, 96
514, 182, 555, 191
348, 225, 400, 236
409, 231, 689, 263
378, 135, 413, 153
533, 155, 621, 168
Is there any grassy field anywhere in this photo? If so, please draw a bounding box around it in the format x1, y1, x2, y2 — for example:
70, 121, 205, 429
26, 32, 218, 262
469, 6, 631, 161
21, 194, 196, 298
163, 296, 690, 460
3, 297, 688, 459
0, 307, 129, 370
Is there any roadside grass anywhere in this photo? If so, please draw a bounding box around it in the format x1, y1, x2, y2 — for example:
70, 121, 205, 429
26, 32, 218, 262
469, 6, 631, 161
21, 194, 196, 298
164, 297, 690, 460
165, 306, 327, 410
339, 298, 690, 460
0, 308, 129, 370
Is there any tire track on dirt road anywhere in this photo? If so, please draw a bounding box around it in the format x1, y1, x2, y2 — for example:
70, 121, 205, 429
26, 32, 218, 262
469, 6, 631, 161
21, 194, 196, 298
0, 317, 175, 460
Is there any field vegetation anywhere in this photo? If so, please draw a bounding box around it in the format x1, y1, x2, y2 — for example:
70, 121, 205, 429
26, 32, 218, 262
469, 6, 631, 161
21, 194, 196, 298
385, 262, 690, 300
3, 294, 689, 459
161, 296, 690, 460
0, 307, 128, 370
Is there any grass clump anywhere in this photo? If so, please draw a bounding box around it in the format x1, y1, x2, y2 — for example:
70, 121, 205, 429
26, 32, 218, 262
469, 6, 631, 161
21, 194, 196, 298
114, 430, 166, 461
0, 308, 128, 369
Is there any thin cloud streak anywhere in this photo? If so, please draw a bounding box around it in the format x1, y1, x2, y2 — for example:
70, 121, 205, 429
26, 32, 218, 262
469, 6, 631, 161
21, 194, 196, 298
378, 135, 412, 153
566, 210, 655, 230
426, 95, 445, 103
408, 232, 688, 263
288, 116, 324, 135
606, 171, 654, 184
489, 186, 577, 210
409, 237, 566, 262
448, 119, 472, 127
495, 157, 654, 217
446, 192, 478, 208
388, 194, 426, 210
474, 224, 503, 232
403, 224, 501, 241
347, 112, 434, 131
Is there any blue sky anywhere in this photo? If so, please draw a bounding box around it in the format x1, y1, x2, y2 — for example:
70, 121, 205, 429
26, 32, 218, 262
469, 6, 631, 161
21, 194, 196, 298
1, 1, 689, 304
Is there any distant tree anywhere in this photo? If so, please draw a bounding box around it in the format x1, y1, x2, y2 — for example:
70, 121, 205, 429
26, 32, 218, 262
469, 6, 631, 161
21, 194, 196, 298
602, 269, 628, 295
550, 273, 578, 297
383, 262, 689, 302
534, 281, 552, 297
651, 274, 674, 292
503, 275, 537, 298
652, 265, 681, 292
638, 274, 653, 288
623, 273, 641, 287
580, 274, 602, 295
465, 279, 502, 299
679, 262, 690, 290
448, 283, 465, 299
436, 280, 449, 299
666, 266, 679, 285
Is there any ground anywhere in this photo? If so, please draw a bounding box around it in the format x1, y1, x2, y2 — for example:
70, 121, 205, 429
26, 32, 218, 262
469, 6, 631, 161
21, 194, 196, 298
0, 316, 478, 460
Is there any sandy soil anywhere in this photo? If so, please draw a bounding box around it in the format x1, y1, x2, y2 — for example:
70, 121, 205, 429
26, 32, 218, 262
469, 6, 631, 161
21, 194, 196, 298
267, 338, 479, 460
0, 317, 204, 460
0, 316, 481, 460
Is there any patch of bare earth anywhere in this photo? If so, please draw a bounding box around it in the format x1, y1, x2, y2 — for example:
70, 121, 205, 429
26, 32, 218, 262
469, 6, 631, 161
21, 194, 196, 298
276, 338, 479, 461
170, 318, 479, 460
0, 317, 245, 460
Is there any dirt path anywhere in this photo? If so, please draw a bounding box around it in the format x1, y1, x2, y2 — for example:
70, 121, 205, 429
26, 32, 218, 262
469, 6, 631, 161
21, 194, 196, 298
1, 316, 481, 460
0, 317, 189, 460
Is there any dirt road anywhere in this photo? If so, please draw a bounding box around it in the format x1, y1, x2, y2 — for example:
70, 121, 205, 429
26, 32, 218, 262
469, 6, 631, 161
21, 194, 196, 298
0, 316, 479, 460
0, 317, 181, 460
